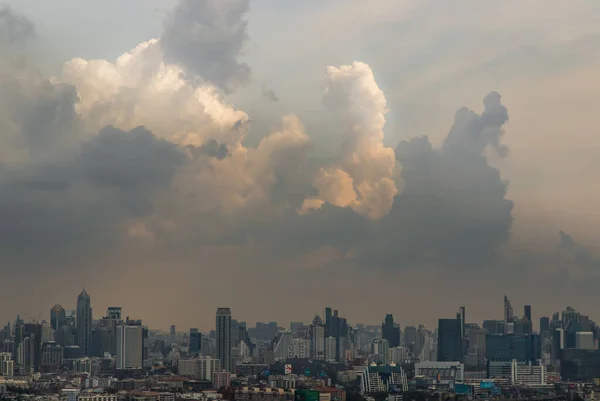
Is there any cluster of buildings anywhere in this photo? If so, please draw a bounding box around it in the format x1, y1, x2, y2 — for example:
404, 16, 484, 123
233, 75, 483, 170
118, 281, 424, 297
1, 292, 600, 401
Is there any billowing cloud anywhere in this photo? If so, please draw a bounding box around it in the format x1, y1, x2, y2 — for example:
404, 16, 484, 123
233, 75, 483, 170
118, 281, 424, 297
58, 39, 248, 147
362, 91, 514, 268
302, 62, 398, 220
160, 0, 251, 92
2, 0, 600, 330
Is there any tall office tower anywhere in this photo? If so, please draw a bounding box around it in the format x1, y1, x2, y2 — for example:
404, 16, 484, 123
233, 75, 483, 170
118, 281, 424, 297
20, 324, 42, 373
116, 320, 144, 370
328, 310, 348, 362
524, 305, 532, 323
324, 307, 332, 358
325, 337, 336, 361
372, 339, 390, 364
382, 314, 401, 347
76, 289, 92, 356
459, 307, 466, 339
50, 305, 66, 333
503, 295, 513, 323
540, 317, 550, 334
216, 308, 232, 372
189, 328, 201, 355
170, 325, 176, 337
437, 318, 462, 362
231, 319, 240, 345
310, 322, 325, 360
238, 324, 255, 357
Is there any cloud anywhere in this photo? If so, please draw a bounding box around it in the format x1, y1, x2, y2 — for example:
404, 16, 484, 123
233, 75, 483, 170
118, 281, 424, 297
59, 39, 249, 147
301, 62, 398, 220
3, 0, 600, 330
0, 6, 35, 45
361, 91, 513, 268
0, 123, 185, 259
557, 231, 600, 269
262, 87, 279, 102
0, 64, 80, 163
160, 0, 251, 92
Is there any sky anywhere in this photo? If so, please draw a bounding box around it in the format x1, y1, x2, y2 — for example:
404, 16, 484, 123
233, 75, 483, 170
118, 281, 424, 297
1, 0, 600, 332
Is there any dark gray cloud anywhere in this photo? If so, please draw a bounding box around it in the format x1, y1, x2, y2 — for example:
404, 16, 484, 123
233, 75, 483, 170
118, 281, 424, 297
0, 67, 79, 159
262, 87, 279, 102
0, 6, 35, 44
558, 231, 600, 269
361, 92, 513, 268
0, 126, 185, 260
0, 69, 185, 259
192, 139, 229, 160
161, 0, 251, 93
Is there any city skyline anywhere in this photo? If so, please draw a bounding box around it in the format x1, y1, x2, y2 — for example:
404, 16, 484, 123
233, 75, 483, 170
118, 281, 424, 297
1, 0, 600, 332
3, 290, 596, 335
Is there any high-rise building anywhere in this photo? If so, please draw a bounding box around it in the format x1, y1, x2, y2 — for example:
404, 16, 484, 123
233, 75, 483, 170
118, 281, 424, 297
310, 322, 325, 360
50, 305, 66, 333
41, 341, 63, 372
216, 308, 232, 372
325, 337, 336, 362
116, 320, 143, 370
0, 353, 13, 377
189, 328, 201, 355
504, 295, 514, 324
539, 317, 550, 334
76, 289, 92, 356
372, 339, 389, 364
288, 338, 310, 359
106, 307, 122, 320
17, 323, 42, 373
524, 305, 532, 323
459, 307, 466, 340
485, 334, 534, 362
437, 318, 462, 362
324, 307, 332, 358
328, 310, 348, 362
382, 314, 401, 348
273, 330, 293, 360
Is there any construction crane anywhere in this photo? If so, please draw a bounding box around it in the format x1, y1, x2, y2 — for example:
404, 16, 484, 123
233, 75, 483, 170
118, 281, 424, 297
23, 312, 42, 325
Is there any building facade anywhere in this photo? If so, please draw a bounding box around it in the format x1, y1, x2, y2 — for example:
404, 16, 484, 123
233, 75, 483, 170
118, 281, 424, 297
437, 318, 462, 362
216, 308, 232, 373
116, 320, 144, 370
76, 289, 92, 356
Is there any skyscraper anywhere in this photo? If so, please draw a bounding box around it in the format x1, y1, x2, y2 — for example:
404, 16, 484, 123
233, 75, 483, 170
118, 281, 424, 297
216, 308, 232, 372
459, 306, 466, 339
503, 295, 513, 323
116, 320, 143, 370
524, 305, 532, 323
437, 318, 462, 362
540, 316, 550, 334
189, 328, 201, 355
382, 314, 401, 348
19, 323, 42, 373
76, 289, 92, 356
50, 305, 66, 332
